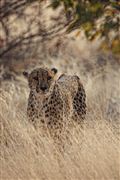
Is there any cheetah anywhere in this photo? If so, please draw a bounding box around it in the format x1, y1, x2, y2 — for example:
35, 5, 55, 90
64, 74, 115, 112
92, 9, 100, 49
23, 67, 86, 142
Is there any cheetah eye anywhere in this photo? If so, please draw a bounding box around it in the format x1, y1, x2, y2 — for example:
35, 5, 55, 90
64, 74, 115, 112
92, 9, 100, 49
33, 77, 38, 81
47, 76, 52, 80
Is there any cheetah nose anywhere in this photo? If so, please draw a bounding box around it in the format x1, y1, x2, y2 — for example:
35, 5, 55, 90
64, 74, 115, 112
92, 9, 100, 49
41, 85, 47, 91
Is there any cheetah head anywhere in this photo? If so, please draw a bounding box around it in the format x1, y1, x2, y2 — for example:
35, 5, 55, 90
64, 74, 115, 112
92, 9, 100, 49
23, 67, 58, 93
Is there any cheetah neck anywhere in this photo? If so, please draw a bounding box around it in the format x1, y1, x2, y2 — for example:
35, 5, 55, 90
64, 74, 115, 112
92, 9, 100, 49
31, 90, 45, 98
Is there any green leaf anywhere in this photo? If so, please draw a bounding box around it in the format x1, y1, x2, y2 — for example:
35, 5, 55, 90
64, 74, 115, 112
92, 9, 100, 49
63, 0, 74, 9
48, 0, 60, 9
82, 22, 94, 32
111, 38, 120, 54
104, 20, 119, 32
89, 2, 103, 13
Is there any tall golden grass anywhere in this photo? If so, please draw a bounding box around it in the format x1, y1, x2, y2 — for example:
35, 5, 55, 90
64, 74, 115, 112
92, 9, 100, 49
0, 69, 120, 180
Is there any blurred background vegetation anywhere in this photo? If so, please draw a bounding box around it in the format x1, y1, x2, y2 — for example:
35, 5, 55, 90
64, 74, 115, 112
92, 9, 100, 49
50, 0, 120, 55
0, 0, 120, 79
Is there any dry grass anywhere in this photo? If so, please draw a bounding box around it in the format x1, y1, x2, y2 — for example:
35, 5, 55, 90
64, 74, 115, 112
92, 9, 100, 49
0, 68, 120, 180
0, 1, 120, 178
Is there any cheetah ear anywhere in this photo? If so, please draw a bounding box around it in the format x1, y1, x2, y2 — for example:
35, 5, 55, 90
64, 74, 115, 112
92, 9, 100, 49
51, 68, 58, 74
23, 71, 29, 79
74, 75, 80, 80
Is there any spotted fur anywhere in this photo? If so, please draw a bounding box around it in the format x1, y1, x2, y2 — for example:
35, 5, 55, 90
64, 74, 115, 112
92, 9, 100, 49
24, 67, 86, 146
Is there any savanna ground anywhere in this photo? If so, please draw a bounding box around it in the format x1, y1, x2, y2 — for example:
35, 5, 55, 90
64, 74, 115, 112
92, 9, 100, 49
0, 1, 120, 180
0, 52, 120, 180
